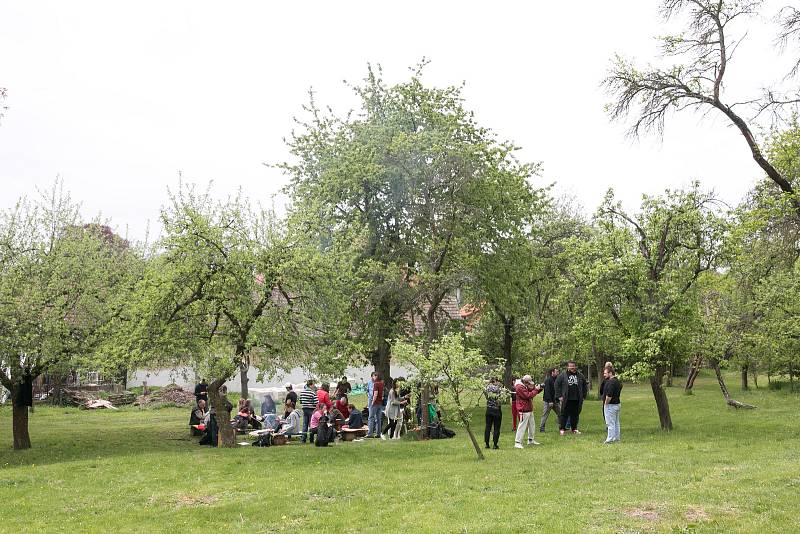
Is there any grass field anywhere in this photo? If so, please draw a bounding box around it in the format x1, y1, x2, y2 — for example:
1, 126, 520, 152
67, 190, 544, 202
1, 373, 798, 533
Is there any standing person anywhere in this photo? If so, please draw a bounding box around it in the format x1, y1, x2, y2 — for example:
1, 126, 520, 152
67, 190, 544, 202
316, 382, 333, 411
514, 375, 543, 449
539, 367, 560, 432
602, 364, 622, 443
194, 378, 208, 405
284, 383, 298, 407
510, 376, 520, 431
366, 372, 375, 409
484, 377, 503, 449
299, 379, 318, 444
382, 380, 405, 440
366, 373, 384, 438
598, 361, 612, 417
558, 360, 588, 436
334, 376, 352, 398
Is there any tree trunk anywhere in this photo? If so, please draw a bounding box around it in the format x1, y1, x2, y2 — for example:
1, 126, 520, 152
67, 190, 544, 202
238, 351, 250, 400
419, 303, 441, 440
12, 401, 32, 450
685, 355, 702, 392
740, 363, 749, 391
459, 410, 484, 460
371, 335, 391, 385
751, 366, 758, 389
650, 367, 673, 431
710, 358, 756, 409
501, 315, 514, 389
208, 378, 235, 447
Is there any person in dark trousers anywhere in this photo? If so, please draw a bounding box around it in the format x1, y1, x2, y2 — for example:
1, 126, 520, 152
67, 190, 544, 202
299, 379, 318, 443
602, 363, 622, 443
194, 378, 208, 405
539, 367, 560, 432
483, 377, 503, 449
558, 360, 588, 435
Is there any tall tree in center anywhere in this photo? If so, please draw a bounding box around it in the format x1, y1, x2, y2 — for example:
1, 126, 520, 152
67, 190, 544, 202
283, 64, 540, 381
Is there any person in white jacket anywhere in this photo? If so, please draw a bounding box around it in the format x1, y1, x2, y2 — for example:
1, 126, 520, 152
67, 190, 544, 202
382, 379, 407, 440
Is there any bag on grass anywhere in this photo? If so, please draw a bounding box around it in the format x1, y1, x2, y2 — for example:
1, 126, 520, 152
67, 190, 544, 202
252, 433, 273, 447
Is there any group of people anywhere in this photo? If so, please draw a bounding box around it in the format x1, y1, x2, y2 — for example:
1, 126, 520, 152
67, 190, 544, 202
188, 373, 427, 447
484, 360, 623, 450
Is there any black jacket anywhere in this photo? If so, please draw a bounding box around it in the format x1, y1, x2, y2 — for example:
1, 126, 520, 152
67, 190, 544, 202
556, 371, 588, 408
543, 375, 557, 403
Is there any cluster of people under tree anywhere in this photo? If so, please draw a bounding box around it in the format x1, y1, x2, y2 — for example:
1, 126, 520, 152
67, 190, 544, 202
484, 360, 623, 449
188, 373, 451, 447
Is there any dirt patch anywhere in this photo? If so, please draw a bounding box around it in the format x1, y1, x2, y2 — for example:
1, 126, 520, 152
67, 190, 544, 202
170, 494, 218, 508
685, 507, 710, 522
626, 508, 660, 521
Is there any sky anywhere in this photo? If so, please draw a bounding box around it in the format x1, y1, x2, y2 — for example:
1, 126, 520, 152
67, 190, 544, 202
1, 0, 794, 242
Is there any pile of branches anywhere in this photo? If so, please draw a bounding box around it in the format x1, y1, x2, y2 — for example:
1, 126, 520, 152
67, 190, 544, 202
60, 388, 136, 408
134, 384, 195, 408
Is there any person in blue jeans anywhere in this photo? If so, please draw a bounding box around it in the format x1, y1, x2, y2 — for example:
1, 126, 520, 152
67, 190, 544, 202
602, 364, 622, 444
366, 372, 384, 438
298, 379, 318, 443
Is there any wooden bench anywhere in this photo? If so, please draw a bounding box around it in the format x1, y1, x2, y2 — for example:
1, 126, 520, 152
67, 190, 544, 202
339, 426, 368, 441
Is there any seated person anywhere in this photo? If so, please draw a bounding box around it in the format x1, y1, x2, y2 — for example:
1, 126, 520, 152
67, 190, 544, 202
261, 394, 276, 416
189, 399, 207, 436
335, 394, 350, 419
309, 403, 327, 444
276, 404, 302, 437
315, 410, 336, 447
344, 404, 364, 428
328, 406, 345, 430
244, 399, 262, 429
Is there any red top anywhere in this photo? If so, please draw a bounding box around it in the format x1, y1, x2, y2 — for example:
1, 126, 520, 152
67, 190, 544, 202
316, 389, 333, 410
372, 380, 384, 406
514, 383, 542, 413
335, 398, 350, 419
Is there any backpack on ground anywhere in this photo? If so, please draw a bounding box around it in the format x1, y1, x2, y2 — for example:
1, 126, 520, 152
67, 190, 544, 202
252, 433, 273, 447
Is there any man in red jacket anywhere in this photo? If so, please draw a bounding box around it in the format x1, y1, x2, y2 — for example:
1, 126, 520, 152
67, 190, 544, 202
514, 375, 542, 449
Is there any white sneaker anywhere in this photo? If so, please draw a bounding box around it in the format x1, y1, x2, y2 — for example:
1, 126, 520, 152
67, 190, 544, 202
514, 442, 524, 449
380, 434, 386, 440
528, 440, 541, 446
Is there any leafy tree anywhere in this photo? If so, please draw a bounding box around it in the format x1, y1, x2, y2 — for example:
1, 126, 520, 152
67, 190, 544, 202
113, 184, 352, 447
283, 63, 541, 389
604, 0, 800, 215
394, 334, 490, 460
590, 184, 727, 430
468, 198, 585, 387
0, 183, 138, 449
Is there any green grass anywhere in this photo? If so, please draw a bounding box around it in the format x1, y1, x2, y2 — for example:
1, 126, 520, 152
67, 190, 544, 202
1, 373, 798, 533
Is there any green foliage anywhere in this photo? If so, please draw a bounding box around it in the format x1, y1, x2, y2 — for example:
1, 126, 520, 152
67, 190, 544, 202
283, 63, 543, 377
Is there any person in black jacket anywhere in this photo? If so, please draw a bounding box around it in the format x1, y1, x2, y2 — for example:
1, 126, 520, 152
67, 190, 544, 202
558, 360, 588, 435
538, 367, 560, 432
194, 379, 208, 405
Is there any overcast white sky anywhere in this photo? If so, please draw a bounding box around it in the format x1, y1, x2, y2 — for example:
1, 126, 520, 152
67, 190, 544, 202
1, 0, 794, 241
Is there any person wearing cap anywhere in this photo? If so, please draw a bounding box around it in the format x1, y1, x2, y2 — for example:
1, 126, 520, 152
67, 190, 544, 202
284, 383, 298, 407
514, 374, 543, 449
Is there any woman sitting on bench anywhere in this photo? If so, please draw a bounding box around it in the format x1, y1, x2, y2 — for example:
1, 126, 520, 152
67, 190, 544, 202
190, 399, 207, 436
276, 402, 302, 437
